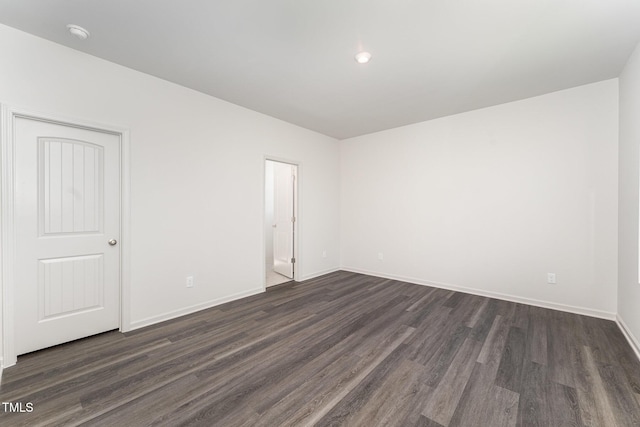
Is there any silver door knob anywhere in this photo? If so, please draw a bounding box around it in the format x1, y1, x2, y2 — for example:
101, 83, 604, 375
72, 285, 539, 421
108, 239, 118, 246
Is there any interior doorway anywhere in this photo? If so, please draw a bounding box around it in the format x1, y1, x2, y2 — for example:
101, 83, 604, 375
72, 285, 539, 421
11, 116, 122, 356
2, 106, 131, 369
265, 159, 297, 287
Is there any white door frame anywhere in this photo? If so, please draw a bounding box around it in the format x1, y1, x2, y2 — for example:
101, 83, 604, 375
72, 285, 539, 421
0, 105, 132, 368
263, 157, 300, 287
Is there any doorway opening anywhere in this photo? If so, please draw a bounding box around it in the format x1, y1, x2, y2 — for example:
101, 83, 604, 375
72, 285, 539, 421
265, 159, 298, 288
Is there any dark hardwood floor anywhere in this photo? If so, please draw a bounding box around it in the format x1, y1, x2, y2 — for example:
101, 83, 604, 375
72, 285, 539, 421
1, 271, 640, 426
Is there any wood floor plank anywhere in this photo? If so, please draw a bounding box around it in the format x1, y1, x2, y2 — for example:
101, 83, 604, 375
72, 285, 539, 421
0, 337, 171, 400
0, 330, 125, 383
253, 321, 420, 426
517, 359, 583, 427
511, 303, 530, 331
448, 362, 519, 427
81, 374, 202, 427
1, 271, 639, 426
547, 311, 578, 388
423, 324, 471, 387
597, 362, 640, 426
250, 352, 363, 427
573, 345, 617, 427
477, 314, 511, 375
338, 358, 428, 427
404, 288, 454, 327
415, 415, 446, 427
597, 319, 640, 395
529, 306, 548, 366
442, 291, 467, 308
463, 296, 489, 328
282, 327, 416, 427
448, 293, 488, 327
469, 299, 501, 342
496, 326, 526, 393
248, 311, 408, 416
421, 337, 483, 426
46, 314, 317, 426
546, 381, 583, 427
406, 287, 437, 312
311, 336, 414, 426
517, 360, 548, 427
0, 355, 149, 427
157, 320, 414, 426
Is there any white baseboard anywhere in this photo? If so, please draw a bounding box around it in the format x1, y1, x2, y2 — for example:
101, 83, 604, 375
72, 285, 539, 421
616, 315, 640, 362
129, 269, 339, 331
128, 287, 264, 331
299, 268, 341, 282
341, 267, 617, 321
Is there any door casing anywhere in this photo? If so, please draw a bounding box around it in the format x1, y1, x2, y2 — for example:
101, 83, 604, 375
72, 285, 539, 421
273, 161, 296, 279
263, 157, 300, 287
0, 105, 132, 368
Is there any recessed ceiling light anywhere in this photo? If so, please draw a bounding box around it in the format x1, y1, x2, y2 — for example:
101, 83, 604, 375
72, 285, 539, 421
67, 24, 90, 40
355, 51, 372, 64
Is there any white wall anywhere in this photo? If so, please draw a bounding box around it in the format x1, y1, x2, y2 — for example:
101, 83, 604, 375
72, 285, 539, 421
618, 41, 640, 353
0, 23, 340, 352
341, 80, 619, 317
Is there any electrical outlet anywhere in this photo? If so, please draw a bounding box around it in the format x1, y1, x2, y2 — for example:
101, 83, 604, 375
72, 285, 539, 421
378, 252, 384, 261
322, 250, 327, 258
547, 273, 556, 284
186, 276, 194, 288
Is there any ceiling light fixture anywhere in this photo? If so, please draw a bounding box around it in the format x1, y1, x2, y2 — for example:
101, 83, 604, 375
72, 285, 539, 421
354, 51, 372, 64
67, 24, 90, 40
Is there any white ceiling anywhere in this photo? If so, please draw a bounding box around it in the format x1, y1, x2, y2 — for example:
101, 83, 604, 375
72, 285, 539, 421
1, 0, 640, 139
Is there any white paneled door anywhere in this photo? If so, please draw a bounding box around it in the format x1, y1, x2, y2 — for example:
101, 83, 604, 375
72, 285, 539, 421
273, 163, 296, 278
14, 117, 120, 355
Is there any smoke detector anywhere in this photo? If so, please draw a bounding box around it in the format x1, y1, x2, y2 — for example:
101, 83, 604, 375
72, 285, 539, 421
67, 24, 90, 40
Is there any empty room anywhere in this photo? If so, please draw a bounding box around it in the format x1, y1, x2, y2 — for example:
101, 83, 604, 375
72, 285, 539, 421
1, 0, 640, 426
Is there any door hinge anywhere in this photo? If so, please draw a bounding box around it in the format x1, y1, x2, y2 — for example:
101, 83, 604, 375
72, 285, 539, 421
291, 216, 296, 223
291, 257, 296, 264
